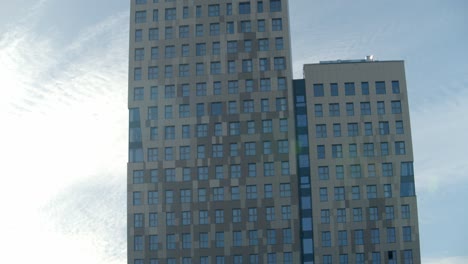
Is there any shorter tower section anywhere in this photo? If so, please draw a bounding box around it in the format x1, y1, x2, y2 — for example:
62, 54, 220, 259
294, 60, 421, 264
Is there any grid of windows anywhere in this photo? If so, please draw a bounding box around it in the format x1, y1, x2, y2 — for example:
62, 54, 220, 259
130, 3, 418, 263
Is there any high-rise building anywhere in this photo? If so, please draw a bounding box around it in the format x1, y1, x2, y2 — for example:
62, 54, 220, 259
128, 1, 421, 264
128, 0, 300, 263
293, 59, 421, 264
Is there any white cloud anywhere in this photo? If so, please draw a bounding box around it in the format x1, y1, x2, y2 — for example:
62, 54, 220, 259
424, 256, 468, 264
0, 4, 128, 264
411, 88, 468, 193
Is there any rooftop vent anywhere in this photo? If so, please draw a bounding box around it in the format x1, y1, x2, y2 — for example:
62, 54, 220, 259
365, 55, 375, 61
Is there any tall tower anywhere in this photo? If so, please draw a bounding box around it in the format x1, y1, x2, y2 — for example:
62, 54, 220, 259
294, 60, 421, 264
128, 0, 300, 263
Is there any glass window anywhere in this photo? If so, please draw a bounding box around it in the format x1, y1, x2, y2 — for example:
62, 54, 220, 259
319, 187, 328, 201
314, 104, 323, 117
404, 250, 413, 264
321, 209, 330, 223
376, 81, 386, 94
395, 141, 406, 154
403, 226, 412, 241
210, 23, 220, 36
396, 120, 404, 134
282, 205, 291, 219
386, 206, 395, 220
246, 185, 257, 199
135, 11, 147, 23
242, 59, 253, 72
274, 57, 286, 70
338, 230, 348, 246
226, 22, 235, 34
195, 24, 203, 36
360, 102, 371, 115
197, 166, 208, 180
267, 229, 276, 245
208, 4, 220, 16
164, 26, 173, 39
364, 143, 374, 157
275, 37, 284, 50
337, 208, 346, 223
272, 18, 282, 31
323, 255, 332, 264
179, 25, 189, 38
369, 207, 378, 221
134, 235, 143, 251
384, 184, 393, 198
351, 164, 361, 178
248, 163, 257, 177
392, 80, 400, 94
264, 184, 273, 198
353, 208, 362, 222
134, 67, 142, 80
321, 231, 331, 247
336, 165, 344, 179
134, 48, 144, 61
258, 19, 266, 32
367, 185, 377, 199
317, 145, 325, 159
377, 101, 385, 114
346, 102, 354, 116
347, 123, 359, 136
244, 39, 252, 52
349, 143, 357, 157
356, 253, 365, 264
199, 232, 208, 248
345, 82, 355, 95
392, 100, 402, 114
270, 0, 282, 12
333, 123, 341, 137
352, 186, 360, 200
227, 41, 237, 54
165, 212, 175, 226
280, 183, 291, 197
334, 186, 345, 200
329, 103, 340, 116
382, 162, 393, 176
231, 164, 241, 178
283, 228, 292, 244
318, 166, 329, 180
257, 1, 264, 12
215, 209, 224, 223
361, 82, 369, 95
249, 230, 258, 245
259, 58, 270, 71
135, 29, 143, 42
387, 227, 396, 243
241, 20, 252, 32
239, 2, 251, 14
248, 208, 258, 222
314, 84, 324, 97
354, 229, 364, 245
365, 122, 373, 136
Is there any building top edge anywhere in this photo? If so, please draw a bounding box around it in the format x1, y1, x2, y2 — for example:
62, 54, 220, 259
307, 59, 404, 65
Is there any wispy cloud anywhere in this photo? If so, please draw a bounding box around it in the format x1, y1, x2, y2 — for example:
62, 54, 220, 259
0, 4, 128, 263
423, 256, 468, 264
411, 88, 468, 193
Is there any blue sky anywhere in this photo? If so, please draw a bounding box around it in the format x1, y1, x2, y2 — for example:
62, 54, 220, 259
0, 0, 466, 263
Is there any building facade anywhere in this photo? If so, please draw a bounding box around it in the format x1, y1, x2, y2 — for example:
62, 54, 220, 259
128, 0, 300, 263
128, 1, 421, 264
293, 60, 421, 264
